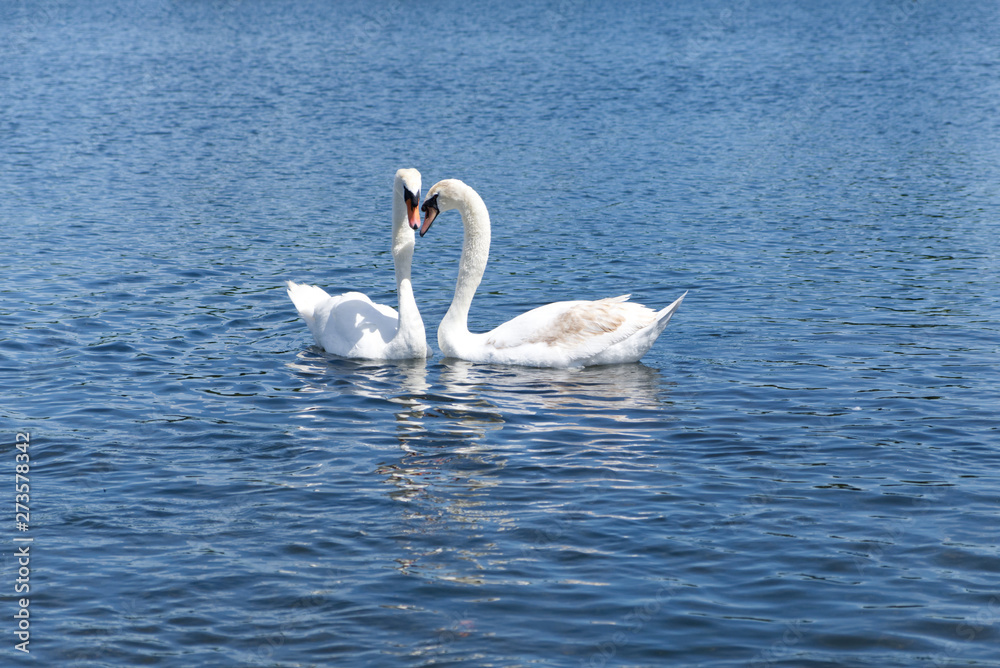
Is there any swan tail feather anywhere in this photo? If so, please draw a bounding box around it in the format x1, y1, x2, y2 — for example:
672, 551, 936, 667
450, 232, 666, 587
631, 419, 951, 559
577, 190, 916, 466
653, 291, 687, 332
581, 291, 686, 366
286, 280, 331, 322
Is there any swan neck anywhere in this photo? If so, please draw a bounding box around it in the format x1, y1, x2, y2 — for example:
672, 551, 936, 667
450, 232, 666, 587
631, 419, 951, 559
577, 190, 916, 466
392, 237, 414, 287
441, 191, 491, 338
395, 274, 421, 332
391, 189, 420, 335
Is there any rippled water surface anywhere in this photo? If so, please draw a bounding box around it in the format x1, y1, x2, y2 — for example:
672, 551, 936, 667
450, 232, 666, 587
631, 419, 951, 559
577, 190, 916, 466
3, 1, 1000, 666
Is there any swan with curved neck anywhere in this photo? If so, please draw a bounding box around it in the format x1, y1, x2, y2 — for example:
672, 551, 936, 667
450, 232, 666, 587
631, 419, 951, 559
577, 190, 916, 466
286, 168, 430, 360
420, 179, 685, 368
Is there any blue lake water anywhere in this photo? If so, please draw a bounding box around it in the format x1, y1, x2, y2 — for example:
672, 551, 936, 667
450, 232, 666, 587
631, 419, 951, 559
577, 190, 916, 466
2, 0, 1000, 665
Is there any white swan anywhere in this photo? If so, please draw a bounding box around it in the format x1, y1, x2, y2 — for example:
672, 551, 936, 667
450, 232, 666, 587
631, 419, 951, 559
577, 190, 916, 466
286, 168, 431, 360
419, 179, 685, 368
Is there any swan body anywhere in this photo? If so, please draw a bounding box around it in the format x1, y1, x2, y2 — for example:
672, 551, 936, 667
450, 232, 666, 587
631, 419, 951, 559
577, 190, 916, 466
419, 178, 685, 368
287, 169, 431, 360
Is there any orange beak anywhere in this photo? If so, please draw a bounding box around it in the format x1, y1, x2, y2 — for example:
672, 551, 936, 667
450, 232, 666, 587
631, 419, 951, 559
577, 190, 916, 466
407, 200, 420, 230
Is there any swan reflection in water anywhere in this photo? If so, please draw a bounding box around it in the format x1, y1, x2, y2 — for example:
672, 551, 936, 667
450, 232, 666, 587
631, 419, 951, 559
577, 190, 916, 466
290, 347, 669, 435
289, 349, 671, 497
436, 359, 667, 420
288, 349, 673, 586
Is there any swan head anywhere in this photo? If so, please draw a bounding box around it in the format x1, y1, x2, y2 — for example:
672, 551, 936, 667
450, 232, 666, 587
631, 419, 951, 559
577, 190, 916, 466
394, 168, 422, 231
419, 178, 469, 237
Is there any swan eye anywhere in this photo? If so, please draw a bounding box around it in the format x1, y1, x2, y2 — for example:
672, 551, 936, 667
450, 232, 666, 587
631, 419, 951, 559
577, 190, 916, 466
421, 193, 438, 213
403, 189, 419, 207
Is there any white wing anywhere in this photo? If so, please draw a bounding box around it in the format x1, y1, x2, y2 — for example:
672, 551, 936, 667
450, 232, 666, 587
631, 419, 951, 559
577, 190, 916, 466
287, 281, 399, 358
480, 295, 664, 366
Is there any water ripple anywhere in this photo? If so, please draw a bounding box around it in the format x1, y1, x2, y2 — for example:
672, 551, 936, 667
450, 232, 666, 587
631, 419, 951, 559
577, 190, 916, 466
3, 1, 1000, 666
